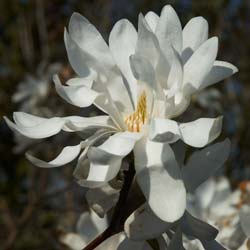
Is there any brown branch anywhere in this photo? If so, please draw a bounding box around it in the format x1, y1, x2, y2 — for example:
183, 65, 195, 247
82, 161, 136, 250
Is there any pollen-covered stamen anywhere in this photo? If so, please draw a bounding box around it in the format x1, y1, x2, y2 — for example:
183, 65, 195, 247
124, 91, 147, 132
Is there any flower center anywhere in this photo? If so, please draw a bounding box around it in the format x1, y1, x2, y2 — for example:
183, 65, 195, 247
124, 91, 147, 132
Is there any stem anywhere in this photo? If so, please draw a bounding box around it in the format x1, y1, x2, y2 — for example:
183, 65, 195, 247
82, 161, 135, 250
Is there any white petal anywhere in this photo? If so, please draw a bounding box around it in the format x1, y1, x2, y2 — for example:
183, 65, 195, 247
149, 118, 180, 143
86, 184, 120, 218
181, 211, 218, 240
86, 132, 142, 182
76, 210, 108, 243
64, 29, 97, 78
4, 115, 65, 139
68, 13, 114, 71
13, 112, 47, 127
134, 139, 186, 222
156, 5, 182, 54
145, 11, 159, 32
179, 117, 223, 148
109, 19, 137, 107
166, 47, 183, 96
53, 75, 99, 107
182, 16, 208, 63
63, 115, 116, 132
124, 203, 172, 241
183, 37, 218, 95
26, 143, 82, 168
200, 60, 238, 90
182, 139, 231, 192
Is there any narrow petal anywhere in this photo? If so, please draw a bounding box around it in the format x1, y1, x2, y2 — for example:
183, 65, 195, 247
200, 60, 239, 90
69, 13, 114, 71
149, 118, 180, 143
109, 19, 137, 107
179, 117, 223, 148
53, 75, 99, 107
124, 203, 172, 241
64, 29, 97, 78
156, 5, 182, 54
4, 115, 65, 139
181, 211, 218, 241
63, 115, 116, 132
145, 11, 159, 32
182, 139, 230, 192
166, 47, 183, 96
182, 17, 208, 63
134, 139, 186, 222
26, 143, 82, 168
183, 37, 218, 95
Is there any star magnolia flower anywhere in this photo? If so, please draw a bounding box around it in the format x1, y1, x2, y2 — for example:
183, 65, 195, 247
4, 5, 238, 223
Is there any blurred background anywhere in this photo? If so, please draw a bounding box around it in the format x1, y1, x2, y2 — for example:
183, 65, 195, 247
0, 0, 249, 249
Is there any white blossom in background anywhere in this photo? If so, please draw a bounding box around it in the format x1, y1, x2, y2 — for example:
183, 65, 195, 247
188, 177, 250, 250
4, 4, 238, 245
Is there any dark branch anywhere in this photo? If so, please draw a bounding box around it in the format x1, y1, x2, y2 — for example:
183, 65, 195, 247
82, 160, 136, 250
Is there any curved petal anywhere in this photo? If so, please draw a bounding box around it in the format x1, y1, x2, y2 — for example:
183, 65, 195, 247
124, 203, 172, 241
181, 211, 218, 241
64, 29, 97, 78
182, 139, 230, 192
149, 118, 180, 143
26, 143, 82, 168
166, 47, 183, 96
183, 37, 218, 95
134, 139, 186, 222
145, 11, 159, 32
85, 132, 142, 183
69, 13, 114, 71
136, 14, 170, 75
53, 75, 99, 107
182, 16, 208, 64
63, 115, 116, 132
156, 5, 182, 54
109, 19, 137, 107
200, 60, 238, 90
4, 115, 65, 139
179, 117, 223, 148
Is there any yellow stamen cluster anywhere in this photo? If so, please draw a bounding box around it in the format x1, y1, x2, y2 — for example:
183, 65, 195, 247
124, 91, 147, 132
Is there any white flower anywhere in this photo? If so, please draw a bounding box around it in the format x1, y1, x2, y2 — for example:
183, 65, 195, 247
4, 5, 237, 223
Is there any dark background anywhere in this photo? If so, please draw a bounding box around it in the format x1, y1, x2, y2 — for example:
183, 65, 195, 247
0, 0, 249, 249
